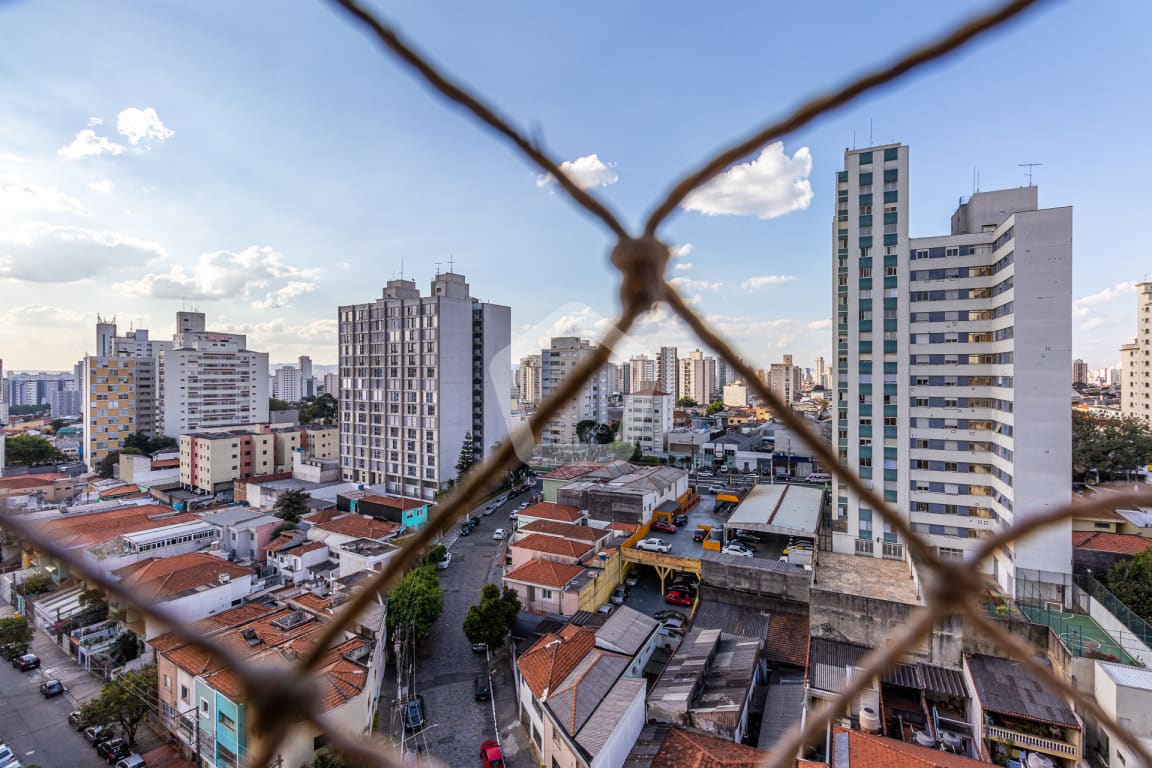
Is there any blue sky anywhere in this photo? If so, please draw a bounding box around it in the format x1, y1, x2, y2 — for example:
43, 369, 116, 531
0, 0, 1147, 372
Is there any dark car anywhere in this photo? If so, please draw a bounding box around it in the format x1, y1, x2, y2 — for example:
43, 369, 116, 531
651, 521, 677, 534
403, 694, 426, 732
474, 676, 491, 701
664, 589, 692, 606
610, 585, 628, 605
69, 710, 89, 730
653, 609, 687, 623
472, 641, 488, 653
40, 679, 65, 697
672, 513, 687, 526
460, 519, 476, 536
85, 724, 115, 745
0, 642, 29, 661
13, 653, 40, 671
97, 737, 130, 763
692, 528, 708, 542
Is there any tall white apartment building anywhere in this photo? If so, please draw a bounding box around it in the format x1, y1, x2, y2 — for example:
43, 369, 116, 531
540, 337, 612, 445
765, 354, 803, 404
833, 144, 1072, 592
628, 355, 657, 393
272, 365, 303, 402
622, 388, 673, 455
657, 347, 678, 398
678, 349, 716, 404
338, 272, 511, 500
322, 372, 340, 398
158, 312, 269, 437
517, 354, 543, 406
815, 356, 827, 390
1121, 282, 1152, 424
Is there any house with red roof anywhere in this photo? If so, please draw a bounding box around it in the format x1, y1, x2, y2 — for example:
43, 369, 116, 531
503, 559, 589, 616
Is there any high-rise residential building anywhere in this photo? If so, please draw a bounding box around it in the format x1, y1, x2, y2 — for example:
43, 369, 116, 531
622, 387, 673, 455
764, 354, 803, 404
338, 272, 511, 500
1121, 282, 1152, 424
678, 349, 716, 404
517, 354, 543, 406
1072, 359, 1088, 387
815, 356, 827, 390
322, 372, 340, 398
272, 365, 303, 402
833, 143, 1072, 591
628, 355, 657, 394
657, 346, 678, 399
48, 389, 81, 418
540, 337, 612, 445
6, 371, 73, 406
81, 356, 141, 469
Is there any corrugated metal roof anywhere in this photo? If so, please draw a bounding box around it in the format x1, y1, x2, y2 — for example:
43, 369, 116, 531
596, 605, 658, 656
808, 638, 869, 694
881, 663, 922, 689
692, 600, 771, 644
965, 654, 1078, 726
576, 676, 646, 758
547, 651, 630, 737
725, 483, 822, 535
622, 724, 669, 768
1100, 660, 1152, 691
918, 662, 970, 699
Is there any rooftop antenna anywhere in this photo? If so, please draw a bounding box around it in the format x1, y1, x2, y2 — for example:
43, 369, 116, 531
852, 131, 856, 150
400, 258, 405, 281
869, 118, 873, 146
1019, 162, 1042, 187
434, 261, 442, 275
972, 167, 977, 196
448, 255, 455, 273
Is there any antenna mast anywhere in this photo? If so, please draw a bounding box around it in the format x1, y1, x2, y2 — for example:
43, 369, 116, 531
1019, 162, 1043, 187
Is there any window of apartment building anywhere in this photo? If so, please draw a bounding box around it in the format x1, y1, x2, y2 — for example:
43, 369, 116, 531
200, 697, 209, 714
218, 711, 236, 730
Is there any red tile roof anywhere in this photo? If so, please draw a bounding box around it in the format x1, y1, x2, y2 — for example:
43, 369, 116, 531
517, 625, 596, 699
765, 612, 810, 667
361, 494, 424, 510
0, 473, 70, 490
541, 462, 604, 481
113, 553, 253, 601
504, 559, 586, 589
519, 502, 584, 523
313, 514, 399, 540
832, 727, 985, 767
512, 533, 594, 560
151, 458, 180, 469
518, 519, 605, 543
34, 505, 197, 549
101, 484, 145, 498
1072, 531, 1152, 555
651, 727, 770, 767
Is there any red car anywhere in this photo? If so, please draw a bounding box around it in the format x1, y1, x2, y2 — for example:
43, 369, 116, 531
651, 521, 677, 534
664, 589, 692, 606
480, 739, 504, 768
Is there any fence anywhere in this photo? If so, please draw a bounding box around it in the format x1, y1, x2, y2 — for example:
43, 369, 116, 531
2, 0, 1150, 766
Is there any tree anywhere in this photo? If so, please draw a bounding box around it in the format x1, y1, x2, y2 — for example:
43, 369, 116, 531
49, 419, 69, 433
593, 424, 615, 444
706, 399, 725, 415
463, 583, 521, 649
676, 397, 697, 408
79, 664, 157, 747
16, 571, 54, 596
122, 432, 177, 454
455, 431, 476, 480
273, 489, 312, 523
422, 544, 447, 566
629, 442, 643, 462
95, 450, 120, 479
575, 420, 598, 444
269, 397, 293, 411
1105, 548, 1152, 622
4, 434, 62, 466
386, 565, 443, 641
301, 393, 338, 425
1072, 412, 1152, 481
310, 747, 356, 768
0, 616, 33, 648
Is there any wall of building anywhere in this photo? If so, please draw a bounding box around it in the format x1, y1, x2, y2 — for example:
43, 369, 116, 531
142, 575, 255, 639
701, 556, 810, 605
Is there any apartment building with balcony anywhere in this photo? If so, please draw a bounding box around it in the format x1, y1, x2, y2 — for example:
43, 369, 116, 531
833, 143, 1073, 592
338, 272, 511, 500
1121, 281, 1152, 424
540, 336, 613, 445
180, 424, 338, 493
621, 387, 673, 455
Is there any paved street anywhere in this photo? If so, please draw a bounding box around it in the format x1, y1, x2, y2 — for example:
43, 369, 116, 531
380, 482, 537, 767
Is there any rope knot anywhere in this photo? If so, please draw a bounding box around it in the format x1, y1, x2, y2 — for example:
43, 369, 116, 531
611, 236, 670, 315
244, 661, 325, 740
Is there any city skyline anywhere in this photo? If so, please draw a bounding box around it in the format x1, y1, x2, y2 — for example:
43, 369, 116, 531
2, 2, 1150, 372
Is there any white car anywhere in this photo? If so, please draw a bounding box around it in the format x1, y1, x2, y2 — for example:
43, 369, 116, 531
436, 552, 452, 570
722, 543, 754, 557
492, 528, 506, 540
635, 538, 671, 553
697, 470, 714, 478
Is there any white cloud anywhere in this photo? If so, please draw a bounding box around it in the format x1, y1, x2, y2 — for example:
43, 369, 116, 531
1073, 281, 1138, 332
670, 243, 693, 259
114, 245, 319, 302
87, 179, 115, 194
0, 225, 165, 282
1, 304, 87, 328
87, 116, 104, 127
58, 129, 126, 159
335, 260, 350, 270
0, 153, 28, 165
0, 183, 90, 216
682, 142, 813, 219
537, 154, 618, 190
116, 107, 174, 145
673, 262, 693, 271
251, 281, 317, 310
669, 276, 723, 292
741, 275, 797, 291
1075, 282, 1136, 313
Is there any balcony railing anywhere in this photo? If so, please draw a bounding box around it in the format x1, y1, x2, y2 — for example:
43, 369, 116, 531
985, 725, 1077, 758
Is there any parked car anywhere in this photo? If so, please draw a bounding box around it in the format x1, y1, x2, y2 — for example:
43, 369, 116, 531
0, 744, 17, 767
726, 539, 756, 553
114, 756, 146, 768
482, 504, 495, 516
635, 538, 671, 553
0, 643, 28, 661
806, 472, 832, 483
97, 737, 131, 763
12, 653, 40, 671
672, 513, 688, 526
69, 710, 89, 730
492, 528, 506, 540
84, 725, 115, 745
664, 589, 693, 606
39, 679, 65, 698
624, 572, 639, 587
722, 542, 754, 558
597, 603, 614, 616
653, 609, 687, 623
474, 676, 491, 701
651, 521, 677, 534
459, 521, 475, 536
610, 585, 628, 605
472, 641, 488, 653
697, 470, 713, 478
436, 552, 453, 570
692, 527, 708, 542
733, 529, 762, 542
480, 739, 505, 768
661, 617, 687, 635
403, 694, 426, 732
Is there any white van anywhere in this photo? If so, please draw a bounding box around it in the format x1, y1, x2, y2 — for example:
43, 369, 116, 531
114, 756, 146, 768
806, 472, 831, 483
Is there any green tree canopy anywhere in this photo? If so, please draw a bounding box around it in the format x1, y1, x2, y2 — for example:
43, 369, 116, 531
706, 399, 725, 415
456, 431, 476, 480
1072, 412, 1152, 481
463, 583, 522, 649
16, 571, 54, 596
79, 664, 157, 747
1105, 548, 1152, 623
0, 616, 33, 648
95, 450, 120, 479
675, 397, 697, 408
273, 488, 312, 523
387, 565, 443, 641
49, 418, 69, 432
122, 432, 177, 454
301, 393, 338, 425
269, 397, 294, 411
4, 434, 62, 466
